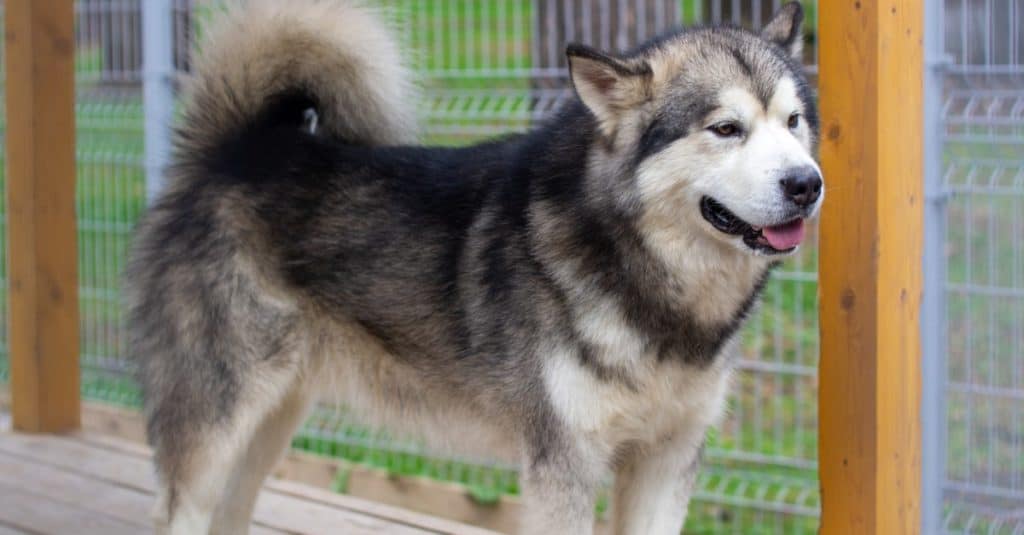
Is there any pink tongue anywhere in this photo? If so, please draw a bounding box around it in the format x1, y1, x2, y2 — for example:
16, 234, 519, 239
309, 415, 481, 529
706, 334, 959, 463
762, 219, 806, 250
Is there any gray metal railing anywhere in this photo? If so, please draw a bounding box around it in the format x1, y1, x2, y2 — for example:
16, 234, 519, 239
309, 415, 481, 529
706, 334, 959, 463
929, 1, 1024, 533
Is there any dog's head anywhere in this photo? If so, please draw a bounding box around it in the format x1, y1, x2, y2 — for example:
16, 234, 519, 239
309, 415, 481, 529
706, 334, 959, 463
568, 2, 821, 257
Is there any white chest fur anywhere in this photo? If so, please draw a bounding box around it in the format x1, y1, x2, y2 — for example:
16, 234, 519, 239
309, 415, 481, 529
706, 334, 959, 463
543, 322, 736, 455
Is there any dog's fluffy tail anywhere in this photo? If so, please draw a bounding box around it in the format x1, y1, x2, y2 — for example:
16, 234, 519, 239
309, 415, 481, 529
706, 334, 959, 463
174, 0, 417, 169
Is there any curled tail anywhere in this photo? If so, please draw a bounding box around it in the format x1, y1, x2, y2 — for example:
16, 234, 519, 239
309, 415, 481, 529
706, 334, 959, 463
174, 0, 417, 171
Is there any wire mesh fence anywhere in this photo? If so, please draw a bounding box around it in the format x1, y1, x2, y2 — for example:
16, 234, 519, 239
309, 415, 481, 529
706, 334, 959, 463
935, 1, 1024, 533
73, 0, 148, 407
0, 1, 1019, 533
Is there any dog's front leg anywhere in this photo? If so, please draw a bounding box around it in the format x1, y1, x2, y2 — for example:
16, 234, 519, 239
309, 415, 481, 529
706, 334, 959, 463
610, 428, 706, 535
518, 438, 604, 535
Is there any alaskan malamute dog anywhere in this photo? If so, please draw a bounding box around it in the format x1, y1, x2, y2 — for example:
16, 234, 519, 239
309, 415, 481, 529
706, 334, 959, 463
127, 1, 822, 533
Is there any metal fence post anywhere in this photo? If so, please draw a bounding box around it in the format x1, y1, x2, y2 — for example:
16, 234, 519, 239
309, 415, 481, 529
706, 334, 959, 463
921, 0, 948, 533
143, 0, 174, 202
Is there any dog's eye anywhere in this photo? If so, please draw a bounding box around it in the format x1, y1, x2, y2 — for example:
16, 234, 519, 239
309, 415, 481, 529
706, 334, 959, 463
788, 113, 800, 129
709, 122, 742, 138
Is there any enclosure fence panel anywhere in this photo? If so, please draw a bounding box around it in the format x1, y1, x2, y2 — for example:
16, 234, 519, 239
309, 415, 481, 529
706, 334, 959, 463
73, 0, 147, 408
930, 1, 1024, 533
0, 0, 1019, 534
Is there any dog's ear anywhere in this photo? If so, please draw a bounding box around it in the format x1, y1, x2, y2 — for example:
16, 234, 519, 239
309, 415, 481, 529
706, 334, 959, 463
761, 2, 804, 60
566, 44, 652, 138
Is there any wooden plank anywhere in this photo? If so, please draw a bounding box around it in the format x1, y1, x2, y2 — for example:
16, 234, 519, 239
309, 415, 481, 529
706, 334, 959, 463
64, 435, 440, 534
0, 432, 455, 534
75, 405, 520, 534
0, 448, 287, 535
5, 0, 80, 432
74, 434, 500, 535
0, 522, 34, 535
253, 488, 435, 535
817, 1, 923, 534
274, 452, 516, 535
21, 402, 534, 534
0, 450, 152, 528
0, 432, 158, 492
0, 481, 143, 535
268, 479, 501, 535
81, 403, 147, 443
75, 430, 152, 459
83, 430, 506, 534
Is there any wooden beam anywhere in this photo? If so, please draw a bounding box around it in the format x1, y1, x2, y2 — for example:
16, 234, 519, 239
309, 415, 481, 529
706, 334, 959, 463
5, 0, 80, 433
818, 1, 923, 533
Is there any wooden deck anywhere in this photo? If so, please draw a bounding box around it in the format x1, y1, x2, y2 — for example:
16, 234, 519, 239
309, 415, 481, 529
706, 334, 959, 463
0, 426, 499, 535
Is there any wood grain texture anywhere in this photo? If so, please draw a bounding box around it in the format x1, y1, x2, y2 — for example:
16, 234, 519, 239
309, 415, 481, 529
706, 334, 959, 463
1, 397, 517, 534
0, 430, 498, 534
0, 523, 32, 535
0, 482, 143, 535
77, 404, 518, 534
5, 0, 80, 433
818, 0, 923, 533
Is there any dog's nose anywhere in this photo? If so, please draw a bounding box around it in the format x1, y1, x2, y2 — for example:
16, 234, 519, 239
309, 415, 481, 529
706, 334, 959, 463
780, 167, 823, 208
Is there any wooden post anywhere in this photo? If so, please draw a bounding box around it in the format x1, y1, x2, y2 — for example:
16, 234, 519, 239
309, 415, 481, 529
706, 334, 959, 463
818, 1, 922, 533
5, 0, 80, 433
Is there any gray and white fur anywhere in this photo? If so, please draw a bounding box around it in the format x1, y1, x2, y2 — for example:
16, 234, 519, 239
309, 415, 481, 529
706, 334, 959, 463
126, 1, 822, 533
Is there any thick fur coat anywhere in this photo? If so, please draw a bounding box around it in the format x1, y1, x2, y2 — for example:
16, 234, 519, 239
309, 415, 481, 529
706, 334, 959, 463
126, 1, 822, 533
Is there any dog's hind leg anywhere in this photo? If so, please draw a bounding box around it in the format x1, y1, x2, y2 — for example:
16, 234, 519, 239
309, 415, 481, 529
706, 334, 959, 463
150, 359, 304, 535
210, 379, 312, 534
